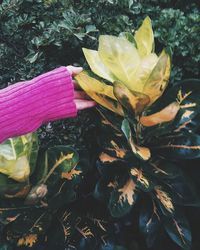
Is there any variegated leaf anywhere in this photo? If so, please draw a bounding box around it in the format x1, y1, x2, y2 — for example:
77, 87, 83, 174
75, 71, 124, 116
154, 186, 174, 215
140, 102, 180, 127
121, 119, 151, 161
143, 50, 171, 105
98, 35, 140, 88
109, 178, 137, 217
113, 81, 150, 115
82, 48, 116, 82
151, 133, 200, 159
164, 214, 191, 250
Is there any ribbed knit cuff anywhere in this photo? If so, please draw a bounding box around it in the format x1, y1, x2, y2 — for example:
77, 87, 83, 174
32, 66, 77, 123
0, 67, 77, 143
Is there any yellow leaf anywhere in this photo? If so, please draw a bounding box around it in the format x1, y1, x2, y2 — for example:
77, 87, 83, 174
143, 50, 171, 105
134, 16, 154, 57
83, 48, 116, 82
130, 53, 158, 93
98, 35, 140, 87
140, 102, 180, 127
0, 155, 30, 182
75, 71, 124, 116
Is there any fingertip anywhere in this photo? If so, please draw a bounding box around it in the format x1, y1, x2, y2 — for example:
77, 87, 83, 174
66, 65, 83, 76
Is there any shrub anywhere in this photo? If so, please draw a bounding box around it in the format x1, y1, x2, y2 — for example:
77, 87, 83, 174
0, 0, 199, 87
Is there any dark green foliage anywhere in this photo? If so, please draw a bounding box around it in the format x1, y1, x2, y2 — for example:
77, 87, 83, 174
95, 79, 200, 250
0, 0, 199, 88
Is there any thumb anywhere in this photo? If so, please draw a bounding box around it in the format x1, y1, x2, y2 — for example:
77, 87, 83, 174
75, 100, 96, 110
66, 65, 83, 76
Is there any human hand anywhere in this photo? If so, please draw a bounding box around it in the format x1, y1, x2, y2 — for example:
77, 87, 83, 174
66, 65, 96, 111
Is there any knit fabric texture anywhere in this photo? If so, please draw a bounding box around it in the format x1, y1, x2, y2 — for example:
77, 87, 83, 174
0, 66, 77, 143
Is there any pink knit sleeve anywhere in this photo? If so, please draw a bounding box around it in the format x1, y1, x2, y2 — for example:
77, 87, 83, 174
0, 66, 77, 143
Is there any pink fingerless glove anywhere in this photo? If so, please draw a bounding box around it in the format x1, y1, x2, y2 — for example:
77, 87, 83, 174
0, 66, 77, 143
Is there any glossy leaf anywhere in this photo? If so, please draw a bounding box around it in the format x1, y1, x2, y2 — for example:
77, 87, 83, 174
140, 102, 180, 127
109, 178, 137, 217
113, 81, 150, 115
75, 71, 124, 115
41, 146, 79, 184
130, 168, 153, 191
82, 48, 116, 82
121, 119, 151, 161
143, 50, 171, 105
139, 197, 161, 248
154, 186, 175, 215
164, 213, 192, 250
134, 16, 154, 57
147, 159, 182, 180
131, 53, 158, 93
0, 133, 38, 182
152, 133, 200, 159
98, 35, 140, 88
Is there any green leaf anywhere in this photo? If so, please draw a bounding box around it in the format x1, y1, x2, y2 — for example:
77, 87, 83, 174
98, 35, 140, 89
41, 146, 79, 184
139, 197, 161, 248
165, 174, 200, 207
26, 51, 40, 63
109, 177, 137, 217
130, 167, 153, 191
121, 119, 151, 161
164, 213, 192, 250
152, 133, 200, 159
134, 16, 154, 57
147, 159, 182, 180
83, 48, 116, 82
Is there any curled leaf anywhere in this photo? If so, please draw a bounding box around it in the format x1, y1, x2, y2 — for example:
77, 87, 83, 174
113, 81, 150, 115
140, 102, 180, 127
143, 50, 171, 105
75, 71, 124, 116
121, 119, 151, 161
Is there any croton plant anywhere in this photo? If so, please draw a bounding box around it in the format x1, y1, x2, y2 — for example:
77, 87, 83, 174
0, 17, 200, 250
75, 16, 200, 250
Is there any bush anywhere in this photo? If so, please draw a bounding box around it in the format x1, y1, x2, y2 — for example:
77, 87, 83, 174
0, 0, 199, 87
